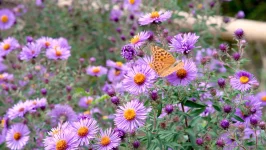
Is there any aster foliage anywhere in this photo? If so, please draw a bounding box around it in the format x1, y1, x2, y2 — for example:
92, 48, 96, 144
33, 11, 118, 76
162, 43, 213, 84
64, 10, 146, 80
0, 0, 265, 150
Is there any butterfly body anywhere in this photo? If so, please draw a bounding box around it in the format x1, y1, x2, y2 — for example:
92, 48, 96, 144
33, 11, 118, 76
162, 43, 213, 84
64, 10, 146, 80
149, 46, 184, 77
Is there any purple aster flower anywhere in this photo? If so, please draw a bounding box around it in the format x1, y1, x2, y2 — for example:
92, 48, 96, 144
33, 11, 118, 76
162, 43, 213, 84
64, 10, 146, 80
44, 130, 79, 150
46, 47, 71, 60
6, 123, 30, 150
255, 91, 266, 106
235, 96, 262, 126
1, 115, 8, 129
164, 104, 174, 114
36, 37, 54, 49
230, 70, 257, 92
0, 9, 16, 30
7, 101, 29, 120
220, 119, 230, 129
123, 0, 141, 12
110, 9, 122, 22
106, 60, 126, 70
56, 37, 71, 50
114, 100, 150, 132
243, 128, 260, 139
169, 33, 199, 54
19, 42, 42, 61
48, 104, 77, 125
86, 66, 107, 77
94, 128, 121, 150
200, 101, 215, 117
31, 97, 47, 110
166, 59, 197, 86
121, 44, 136, 60
0, 37, 20, 56
122, 65, 156, 95
71, 118, 99, 146
13, 4, 27, 16
219, 132, 238, 150
138, 11, 172, 25
130, 31, 150, 48
78, 96, 94, 108
108, 68, 125, 83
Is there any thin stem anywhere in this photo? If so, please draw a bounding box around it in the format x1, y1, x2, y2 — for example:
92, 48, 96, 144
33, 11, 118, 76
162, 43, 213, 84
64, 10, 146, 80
181, 103, 191, 144
153, 109, 157, 130
255, 129, 258, 149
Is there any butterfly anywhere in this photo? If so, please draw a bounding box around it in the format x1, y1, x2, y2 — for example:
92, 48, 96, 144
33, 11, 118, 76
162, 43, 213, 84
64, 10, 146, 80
149, 46, 184, 77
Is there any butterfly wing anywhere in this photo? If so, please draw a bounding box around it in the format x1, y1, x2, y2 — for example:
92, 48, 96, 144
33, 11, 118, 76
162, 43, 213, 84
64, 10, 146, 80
150, 46, 176, 76
160, 61, 185, 77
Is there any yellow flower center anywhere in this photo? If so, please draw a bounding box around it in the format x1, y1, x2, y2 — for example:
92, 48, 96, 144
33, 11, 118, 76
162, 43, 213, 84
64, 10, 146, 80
261, 96, 266, 102
129, 0, 135, 4
1, 119, 5, 127
115, 70, 121, 76
32, 101, 37, 105
150, 11, 160, 18
92, 67, 100, 73
130, 36, 140, 44
56, 140, 68, 150
86, 99, 93, 105
0, 74, 4, 80
102, 116, 108, 120
78, 126, 89, 137
1, 15, 8, 23
45, 41, 50, 47
124, 108, 136, 120
19, 107, 24, 112
239, 76, 249, 84
176, 68, 187, 79
84, 110, 90, 115
134, 73, 146, 85
197, 4, 203, 9
100, 136, 111, 146
116, 62, 123, 67
3, 43, 10, 51
13, 132, 21, 141
55, 49, 62, 57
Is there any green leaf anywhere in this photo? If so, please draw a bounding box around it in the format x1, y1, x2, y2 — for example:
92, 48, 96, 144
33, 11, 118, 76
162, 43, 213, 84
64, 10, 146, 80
233, 115, 245, 122
147, 132, 152, 149
183, 100, 206, 108
212, 104, 221, 111
190, 108, 206, 116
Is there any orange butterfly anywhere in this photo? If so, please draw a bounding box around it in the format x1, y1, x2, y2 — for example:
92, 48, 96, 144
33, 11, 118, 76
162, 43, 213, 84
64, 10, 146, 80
149, 46, 184, 77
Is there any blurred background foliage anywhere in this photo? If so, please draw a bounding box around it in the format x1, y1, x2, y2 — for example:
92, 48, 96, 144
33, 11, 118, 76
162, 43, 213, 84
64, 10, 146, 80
222, 0, 266, 21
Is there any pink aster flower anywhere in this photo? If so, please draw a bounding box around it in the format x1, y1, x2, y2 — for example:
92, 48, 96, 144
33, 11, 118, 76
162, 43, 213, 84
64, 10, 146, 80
123, 0, 141, 12
122, 65, 156, 95
50, 38, 71, 50
94, 128, 121, 150
46, 46, 70, 60
78, 96, 94, 109
108, 68, 125, 83
230, 70, 258, 92
86, 66, 108, 77
114, 100, 150, 132
44, 130, 79, 150
166, 59, 197, 86
169, 33, 199, 54
7, 101, 30, 120
36, 37, 54, 49
6, 123, 30, 150
71, 118, 99, 146
256, 91, 266, 106
0, 9, 16, 30
106, 60, 127, 70
0, 37, 20, 56
19, 42, 42, 61
130, 31, 150, 48
138, 10, 172, 25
